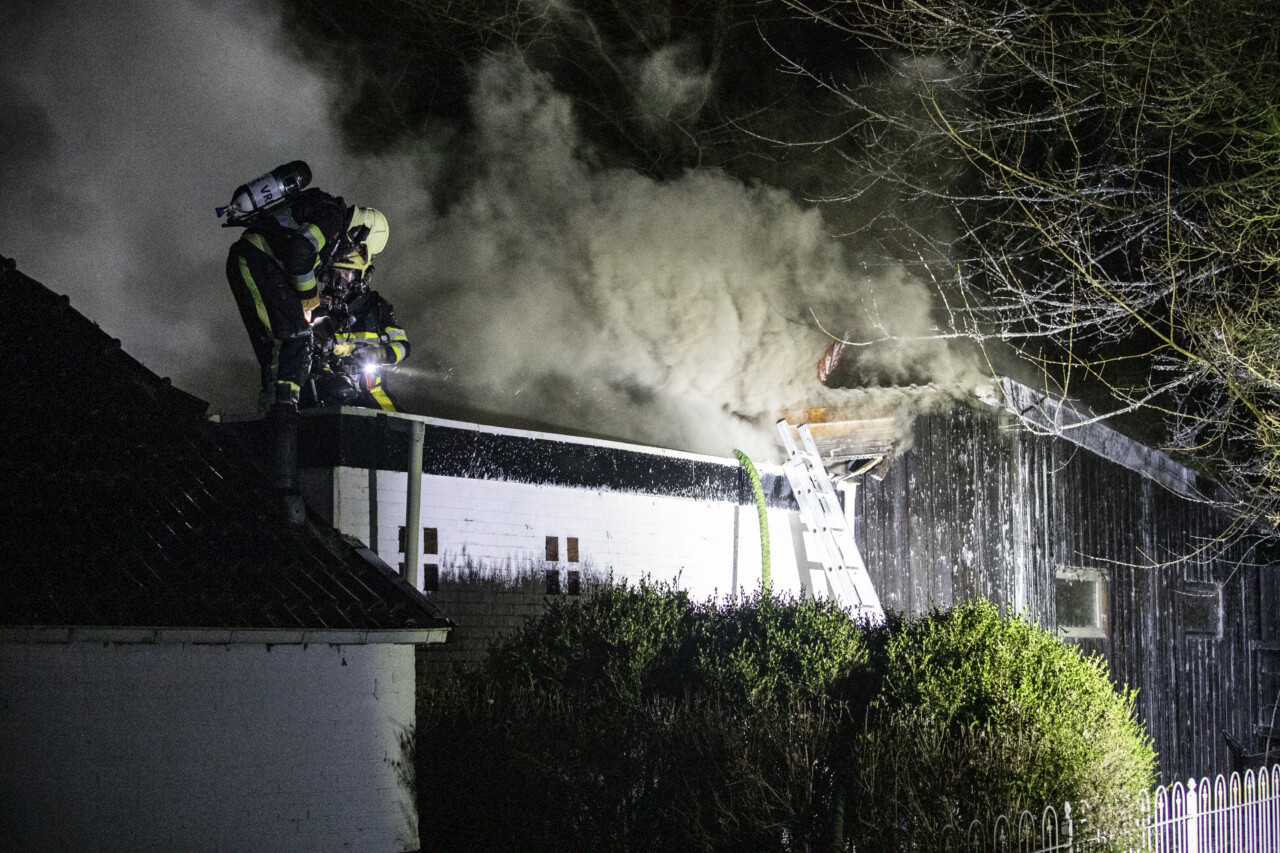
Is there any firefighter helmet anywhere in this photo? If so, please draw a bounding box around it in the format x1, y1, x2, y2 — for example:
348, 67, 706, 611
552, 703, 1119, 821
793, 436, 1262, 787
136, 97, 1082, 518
333, 207, 389, 272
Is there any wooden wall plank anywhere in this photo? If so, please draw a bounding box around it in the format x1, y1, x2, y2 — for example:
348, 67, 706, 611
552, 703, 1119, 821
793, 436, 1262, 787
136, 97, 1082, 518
856, 401, 1263, 784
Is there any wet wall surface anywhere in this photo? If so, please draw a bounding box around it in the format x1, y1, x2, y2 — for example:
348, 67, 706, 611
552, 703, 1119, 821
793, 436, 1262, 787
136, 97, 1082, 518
858, 401, 1270, 785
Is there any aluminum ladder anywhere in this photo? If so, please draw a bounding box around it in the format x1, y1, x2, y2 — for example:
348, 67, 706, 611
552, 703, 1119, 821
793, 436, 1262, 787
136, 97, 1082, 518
776, 419, 884, 622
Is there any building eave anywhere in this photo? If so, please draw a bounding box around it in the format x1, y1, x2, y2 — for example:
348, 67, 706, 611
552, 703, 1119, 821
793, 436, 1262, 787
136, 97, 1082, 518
0, 625, 451, 646
996, 377, 1205, 499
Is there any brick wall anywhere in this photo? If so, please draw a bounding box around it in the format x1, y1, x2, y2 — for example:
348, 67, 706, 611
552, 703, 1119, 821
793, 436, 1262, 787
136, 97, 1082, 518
419, 571, 594, 676
0, 641, 418, 853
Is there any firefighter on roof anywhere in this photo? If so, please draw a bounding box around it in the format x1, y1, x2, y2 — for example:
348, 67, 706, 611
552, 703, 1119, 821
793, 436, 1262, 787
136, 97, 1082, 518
309, 207, 409, 412
221, 162, 389, 412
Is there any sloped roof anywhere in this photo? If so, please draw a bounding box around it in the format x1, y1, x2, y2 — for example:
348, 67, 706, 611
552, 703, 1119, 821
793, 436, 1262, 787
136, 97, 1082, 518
0, 256, 450, 637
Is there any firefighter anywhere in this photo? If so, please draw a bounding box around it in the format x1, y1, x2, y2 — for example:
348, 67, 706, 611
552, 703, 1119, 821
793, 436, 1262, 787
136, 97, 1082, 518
224, 184, 355, 411
309, 208, 408, 412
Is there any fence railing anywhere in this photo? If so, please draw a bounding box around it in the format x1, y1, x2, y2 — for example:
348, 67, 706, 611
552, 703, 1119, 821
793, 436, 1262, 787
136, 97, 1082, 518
944, 764, 1280, 853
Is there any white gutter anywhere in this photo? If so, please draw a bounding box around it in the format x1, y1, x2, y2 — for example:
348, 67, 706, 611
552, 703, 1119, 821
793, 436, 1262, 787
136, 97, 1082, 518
0, 626, 450, 646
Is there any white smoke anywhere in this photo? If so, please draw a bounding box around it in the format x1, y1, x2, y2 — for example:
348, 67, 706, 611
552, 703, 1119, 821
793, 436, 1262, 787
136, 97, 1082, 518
0, 0, 384, 411
630, 39, 712, 131
0, 3, 978, 458
387, 53, 981, 456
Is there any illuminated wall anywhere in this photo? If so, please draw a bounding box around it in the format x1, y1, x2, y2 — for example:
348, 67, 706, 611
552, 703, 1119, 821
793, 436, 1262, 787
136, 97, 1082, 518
286, 410, 818, 603
0, 640, 417, 853
308, 465, 808, 602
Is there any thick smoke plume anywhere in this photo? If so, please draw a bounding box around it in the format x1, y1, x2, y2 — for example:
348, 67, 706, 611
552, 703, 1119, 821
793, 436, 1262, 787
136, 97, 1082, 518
0, 0, 354, 405
384, 52, 985, 455
0, 2, 982, 459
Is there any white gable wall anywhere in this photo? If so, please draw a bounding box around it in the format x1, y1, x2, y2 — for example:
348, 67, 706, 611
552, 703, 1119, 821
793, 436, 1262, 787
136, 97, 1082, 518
0, 640, 417, 853
313, 466, 809, 601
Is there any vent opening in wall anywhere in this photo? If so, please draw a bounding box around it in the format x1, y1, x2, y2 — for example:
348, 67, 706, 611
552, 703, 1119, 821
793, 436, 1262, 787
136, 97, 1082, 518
1257, 649, 1280, 744
1056, 568, 1107, 639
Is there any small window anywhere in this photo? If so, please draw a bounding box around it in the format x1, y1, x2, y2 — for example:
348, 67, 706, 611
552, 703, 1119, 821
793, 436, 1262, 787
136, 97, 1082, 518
1179, 584, 1221, 637
423, 527, 438, 556
567, 537, 579, 563
1056, 568, 1107, 639
567, 569, 581, 596
398, 525, 407, 554
545, 568, 561, 595
424, 563, 439, 593
546, 536, 559, 562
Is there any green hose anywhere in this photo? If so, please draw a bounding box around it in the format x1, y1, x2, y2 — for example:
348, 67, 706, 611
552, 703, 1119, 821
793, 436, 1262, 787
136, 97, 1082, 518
734, 449, 771, 593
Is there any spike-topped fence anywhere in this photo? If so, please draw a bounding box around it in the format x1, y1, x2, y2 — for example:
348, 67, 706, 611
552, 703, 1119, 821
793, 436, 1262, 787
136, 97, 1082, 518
776, 418, 884, 622
931, 765, 1280, 852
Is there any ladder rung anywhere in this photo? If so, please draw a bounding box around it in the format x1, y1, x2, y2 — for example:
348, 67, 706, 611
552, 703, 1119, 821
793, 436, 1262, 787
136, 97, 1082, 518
776, 419, 884, 621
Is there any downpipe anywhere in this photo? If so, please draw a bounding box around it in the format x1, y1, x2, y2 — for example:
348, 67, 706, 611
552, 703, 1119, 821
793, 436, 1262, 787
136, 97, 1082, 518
403, 419, 425, 588
267, 403, 305, 525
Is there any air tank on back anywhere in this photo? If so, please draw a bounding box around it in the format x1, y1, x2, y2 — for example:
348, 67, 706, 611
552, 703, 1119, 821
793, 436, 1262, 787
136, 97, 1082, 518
217, 161, 312, 226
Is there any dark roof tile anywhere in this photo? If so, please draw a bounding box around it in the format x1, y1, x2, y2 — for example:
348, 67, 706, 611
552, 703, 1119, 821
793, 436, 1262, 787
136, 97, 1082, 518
0, 258, 450, 635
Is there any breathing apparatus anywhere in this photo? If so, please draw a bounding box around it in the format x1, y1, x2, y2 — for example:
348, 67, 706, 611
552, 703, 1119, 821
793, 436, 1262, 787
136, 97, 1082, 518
318, 264, 373, 315
320, 206, 387, 309
331, 207, 389, 274
216, 160, 312, 227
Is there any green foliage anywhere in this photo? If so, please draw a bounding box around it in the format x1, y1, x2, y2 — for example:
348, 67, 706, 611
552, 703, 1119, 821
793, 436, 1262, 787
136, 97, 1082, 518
483, 579, 695, 702
846, 602, 1155, 848
688, 591, 866, 709
418, 582, 866, 851
415, 590, 1154, 852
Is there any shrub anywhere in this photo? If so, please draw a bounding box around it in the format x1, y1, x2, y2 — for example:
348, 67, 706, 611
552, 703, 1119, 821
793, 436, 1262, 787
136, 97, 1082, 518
417, 583, 866, 851
678, 592, 868, 850
841, 600, 1156, 849
417, 581, 693, 851
415, 592, 1155, 851
687, 590, 868, 709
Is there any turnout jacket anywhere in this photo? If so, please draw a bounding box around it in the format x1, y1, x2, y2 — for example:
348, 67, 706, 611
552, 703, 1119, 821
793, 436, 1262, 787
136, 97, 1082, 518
333, 290, 409, 366
238, 189, 347, 313
312, 289, 409, 411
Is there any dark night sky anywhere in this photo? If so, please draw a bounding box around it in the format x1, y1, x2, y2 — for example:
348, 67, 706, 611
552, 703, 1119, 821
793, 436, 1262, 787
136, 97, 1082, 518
1, 0, 979, 457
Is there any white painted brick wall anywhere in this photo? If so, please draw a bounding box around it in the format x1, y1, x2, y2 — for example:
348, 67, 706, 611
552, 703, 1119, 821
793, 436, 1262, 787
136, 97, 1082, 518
419, 577, 564, 674
324, 466, 809, 602
0, 641, 419, 853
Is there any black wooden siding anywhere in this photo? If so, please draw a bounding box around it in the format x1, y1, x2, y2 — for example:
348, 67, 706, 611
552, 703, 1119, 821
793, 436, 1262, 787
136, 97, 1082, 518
856, 401, 1267, 785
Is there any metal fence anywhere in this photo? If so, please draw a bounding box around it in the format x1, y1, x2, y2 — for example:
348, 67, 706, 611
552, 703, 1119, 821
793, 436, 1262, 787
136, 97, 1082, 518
942, 765, 1280, 852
